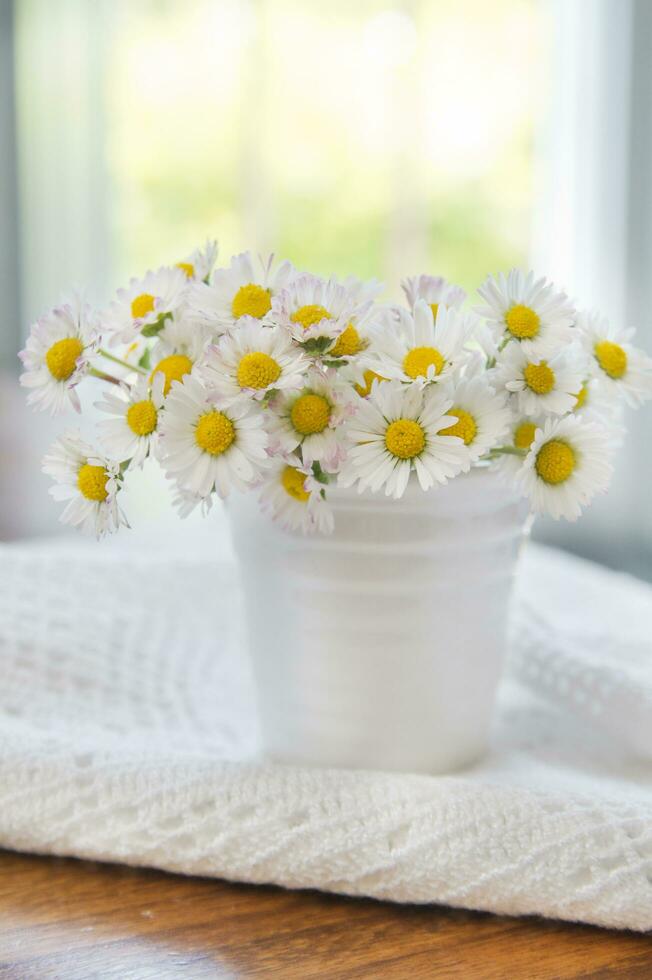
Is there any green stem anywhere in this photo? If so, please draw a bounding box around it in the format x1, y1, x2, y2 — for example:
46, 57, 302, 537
89, 367, 122, 386
311, 460, 330, 485
489, 445, 527, 457
99, 348, 147, 375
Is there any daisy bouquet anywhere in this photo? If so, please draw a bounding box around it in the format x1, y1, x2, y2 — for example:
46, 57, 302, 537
20, 243, 652, 537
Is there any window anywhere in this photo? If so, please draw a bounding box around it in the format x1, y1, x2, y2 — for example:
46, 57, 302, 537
4, 0, 652, 577
14, 0, 552, 316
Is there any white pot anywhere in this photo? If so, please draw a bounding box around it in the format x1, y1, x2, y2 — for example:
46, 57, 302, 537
229, 466, 529, 775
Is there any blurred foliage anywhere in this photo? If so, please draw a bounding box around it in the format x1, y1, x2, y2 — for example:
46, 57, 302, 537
105, 0, 549, 300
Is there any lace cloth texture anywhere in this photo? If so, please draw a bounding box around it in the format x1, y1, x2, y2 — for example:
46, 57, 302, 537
0, 538, 650, 932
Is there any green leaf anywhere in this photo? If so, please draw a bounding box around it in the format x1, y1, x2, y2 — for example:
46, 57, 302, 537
301, 336, 334, 355
141, 312, 171, 338
138, 348, 152, 370
311, 460, 330, 485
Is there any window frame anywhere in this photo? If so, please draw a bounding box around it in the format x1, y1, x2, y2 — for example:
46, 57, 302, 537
0, 0, 21, 372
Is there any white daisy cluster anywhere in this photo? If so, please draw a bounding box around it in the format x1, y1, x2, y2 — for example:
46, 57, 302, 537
19, 242, 652, 536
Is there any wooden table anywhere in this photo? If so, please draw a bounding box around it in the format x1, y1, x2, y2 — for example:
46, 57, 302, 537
0, 851, 650, 979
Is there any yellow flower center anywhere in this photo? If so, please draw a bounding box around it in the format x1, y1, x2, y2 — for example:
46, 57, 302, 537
290, 393, 331, 435
195, 411, 235, 455
131, 293, 156, 320
77, 463, 109, 502
385, 418, 426, 459
126, 399, 157, 436
330, 324, 365, 357
231, 283, 272, 320
514, 421, 537, 450
151, 354, 193, 395
403, 346, 445, 379
45, 337, 84, 381
429, 302, 439, 320
594, 340, 627, 379
505, 304, 540, 340
440, 408, 477, 445
281, 466, 310, 502
574, 384, 588, 409
535, 439, 576, 485
176, 261, 195, 279
236, 351, 282, 390
354, 369, 386, 398
290, 304, 332, 330
523, 361, 555, 395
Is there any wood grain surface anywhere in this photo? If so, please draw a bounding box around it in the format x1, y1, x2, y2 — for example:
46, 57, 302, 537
0, 850, 650, 979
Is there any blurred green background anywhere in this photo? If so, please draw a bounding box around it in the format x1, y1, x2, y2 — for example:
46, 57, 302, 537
12, 0, 550, 317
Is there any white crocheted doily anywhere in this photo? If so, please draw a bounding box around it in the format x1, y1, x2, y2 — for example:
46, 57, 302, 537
0, 540, 650, 931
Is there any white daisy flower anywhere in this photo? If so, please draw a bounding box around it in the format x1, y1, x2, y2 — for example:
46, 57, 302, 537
259, 460, 334, 534
576, 310, 652, 408
145, 309, 214, 396
339, 380, 468, 498
326, 281, 389, 392
95, 373, 165, 468
323, 275, 384, 362
148, 351, 194, 397
570, 377, 625, 447
458, 344, 493, 382
175, 239, 218, 282
342, 365, 390, 399
401, 274, 466, 318
19, 294, 98, 415
473, 320, 501, 365
516, 414, 614, 521
493, 343, 585, 417
159, 373, 269, 498
187, 251, 296, 333
437, 376, 511, 470
153, 310, 212, 360
171, 485, 215, 519
508, 415, 544, 453
266, 370, 355, 469
493, 415, 545, 481
42, 432, 128, 537
272, 273, 373, 354
368, 300, 476, 385
338, 273, 384, 303
200, 318, 308, 403
105, 266, 188, 344
476, 269, 575, 356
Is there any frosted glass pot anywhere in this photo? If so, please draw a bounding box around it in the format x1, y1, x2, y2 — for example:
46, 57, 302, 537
229, 468, 529, 775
